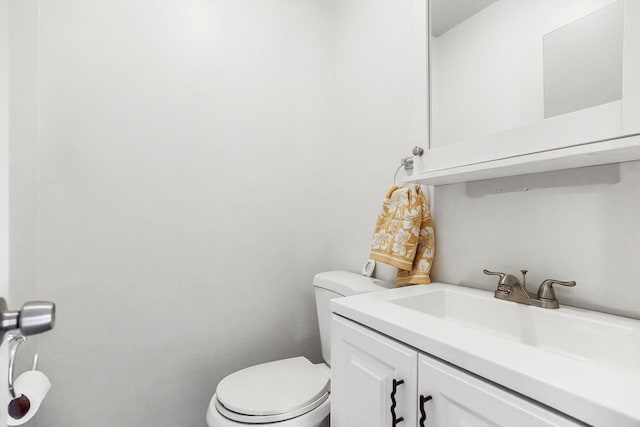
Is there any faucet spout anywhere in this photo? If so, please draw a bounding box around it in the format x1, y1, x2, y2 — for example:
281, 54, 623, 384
483, 269, 576, 309
495, 281, 533, 304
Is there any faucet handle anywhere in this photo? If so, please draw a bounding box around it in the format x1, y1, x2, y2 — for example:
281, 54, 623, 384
483, 269, 506, 281
537, 279, 576, 300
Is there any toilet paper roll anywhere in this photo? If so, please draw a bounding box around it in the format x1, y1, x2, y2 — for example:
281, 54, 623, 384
8, 370, 51, 426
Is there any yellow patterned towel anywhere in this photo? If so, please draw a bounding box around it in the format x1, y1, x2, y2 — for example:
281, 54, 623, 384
370, 184, 435, 285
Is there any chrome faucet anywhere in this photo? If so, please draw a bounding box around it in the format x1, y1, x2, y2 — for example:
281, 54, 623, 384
483, 269, 576, 309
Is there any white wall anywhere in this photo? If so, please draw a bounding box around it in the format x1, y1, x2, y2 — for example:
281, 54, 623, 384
324, 0, 640, 323
10, 1, 332, 426
325, 0, 427, 273
9, 1, 427, 425
8, 0, 38, 318
426, 0, 640, 320
433, 161, 640, 319
10, 1, 640, 427
0, 0, 8, 297
1, 0, 10, 423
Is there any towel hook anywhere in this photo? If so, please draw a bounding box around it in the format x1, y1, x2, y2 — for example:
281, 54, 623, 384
393, 147, 425, 185
393, 157, 414, 185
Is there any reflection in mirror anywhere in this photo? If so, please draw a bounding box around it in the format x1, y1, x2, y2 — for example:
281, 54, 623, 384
430, 0, 625, 148
544, 1, 623, 118
430, 0, 498, 36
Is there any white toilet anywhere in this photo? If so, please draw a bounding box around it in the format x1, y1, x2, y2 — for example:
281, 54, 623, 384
206, 271, 391, 426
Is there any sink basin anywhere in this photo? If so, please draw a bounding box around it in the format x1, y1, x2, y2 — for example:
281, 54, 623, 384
391, 287, 640, 372
331, 282, 640, 425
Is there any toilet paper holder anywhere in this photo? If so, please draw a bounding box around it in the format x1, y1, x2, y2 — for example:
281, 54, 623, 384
7, 335, 39, 399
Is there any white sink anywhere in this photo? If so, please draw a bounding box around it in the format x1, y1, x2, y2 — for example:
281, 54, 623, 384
331, 283, 640, 426
391, 287, 640, 371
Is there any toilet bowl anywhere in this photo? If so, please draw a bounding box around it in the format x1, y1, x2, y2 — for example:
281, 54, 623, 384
207, 357, 331, 426
206, 271, 391, 426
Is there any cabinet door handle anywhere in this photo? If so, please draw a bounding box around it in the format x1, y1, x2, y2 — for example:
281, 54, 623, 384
391, 378, 404, 426
419, 395, 432, 427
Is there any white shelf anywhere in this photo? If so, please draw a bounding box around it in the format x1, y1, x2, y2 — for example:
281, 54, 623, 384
404, 134, 640, 186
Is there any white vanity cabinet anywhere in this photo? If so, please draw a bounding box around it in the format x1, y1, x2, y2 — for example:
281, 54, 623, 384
332, 315, 583, 427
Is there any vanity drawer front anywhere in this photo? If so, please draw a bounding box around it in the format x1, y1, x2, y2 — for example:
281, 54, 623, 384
418, 354, 584, 427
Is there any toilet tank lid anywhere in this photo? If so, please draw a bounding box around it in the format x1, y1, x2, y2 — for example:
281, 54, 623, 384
313, 271, 392, 296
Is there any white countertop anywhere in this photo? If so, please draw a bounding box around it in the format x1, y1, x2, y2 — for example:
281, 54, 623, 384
330, 283, 640, 427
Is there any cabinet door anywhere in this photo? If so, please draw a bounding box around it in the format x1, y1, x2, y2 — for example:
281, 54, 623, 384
417, 354, 583, 427
331, 315, 417, 427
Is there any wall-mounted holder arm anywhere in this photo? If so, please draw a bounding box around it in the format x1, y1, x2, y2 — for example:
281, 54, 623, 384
7, 335, 26, 399
6, 334, 46, 420
394, 158, 415, 185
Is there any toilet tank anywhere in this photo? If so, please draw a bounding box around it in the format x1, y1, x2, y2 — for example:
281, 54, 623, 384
313, 271, 391, 366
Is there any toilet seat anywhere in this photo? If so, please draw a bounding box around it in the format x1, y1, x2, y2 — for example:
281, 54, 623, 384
215, 392, 328, 424
214, 357, 330, 424
207, 394, 330, 427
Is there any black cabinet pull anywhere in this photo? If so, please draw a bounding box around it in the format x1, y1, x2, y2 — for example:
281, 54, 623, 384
391, 379, 405, 426
419, 395, 433, 427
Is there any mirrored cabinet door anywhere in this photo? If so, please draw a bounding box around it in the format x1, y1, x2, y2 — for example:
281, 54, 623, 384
416, 0, 640, 182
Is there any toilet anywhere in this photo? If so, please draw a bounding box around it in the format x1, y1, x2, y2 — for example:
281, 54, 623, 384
206, 271, 391, 426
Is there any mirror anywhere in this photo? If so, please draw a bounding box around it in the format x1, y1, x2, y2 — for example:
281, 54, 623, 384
429, 0, 624, 149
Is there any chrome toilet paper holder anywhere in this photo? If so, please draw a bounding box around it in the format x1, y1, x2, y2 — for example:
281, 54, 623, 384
7, 335, 39, 399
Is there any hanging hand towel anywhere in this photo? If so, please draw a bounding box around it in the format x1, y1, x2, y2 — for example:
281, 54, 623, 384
370, 184, 435, 285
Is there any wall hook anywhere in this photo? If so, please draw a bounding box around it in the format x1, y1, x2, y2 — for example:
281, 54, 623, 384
394, 157, 414, 185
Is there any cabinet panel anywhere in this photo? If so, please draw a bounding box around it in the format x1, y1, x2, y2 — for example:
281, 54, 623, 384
418, 354, 583, 427
331, 315, 418, 427
415, 0, 640, 186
